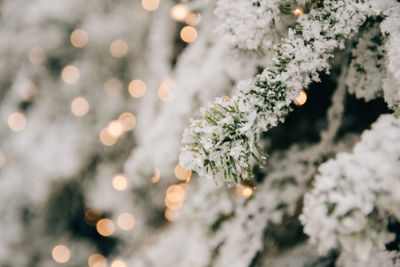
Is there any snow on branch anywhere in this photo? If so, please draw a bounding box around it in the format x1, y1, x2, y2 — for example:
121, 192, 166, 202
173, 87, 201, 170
300, 114, 400, 266
346, 23, 385, 101
380, 5, 400, 109
180, 0, 389, 184
215, 0, 287, 53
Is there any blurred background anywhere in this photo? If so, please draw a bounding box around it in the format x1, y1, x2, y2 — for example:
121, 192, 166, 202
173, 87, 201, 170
0, 0, 211, 266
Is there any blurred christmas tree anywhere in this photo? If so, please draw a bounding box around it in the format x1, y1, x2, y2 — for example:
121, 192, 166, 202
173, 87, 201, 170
0, 0, 399, 266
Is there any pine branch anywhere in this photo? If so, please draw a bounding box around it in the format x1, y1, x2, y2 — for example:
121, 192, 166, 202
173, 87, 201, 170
180, 0, 380, 184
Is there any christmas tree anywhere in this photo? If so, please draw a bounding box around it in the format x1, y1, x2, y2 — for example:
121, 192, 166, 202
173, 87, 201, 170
0, 0, 399, 266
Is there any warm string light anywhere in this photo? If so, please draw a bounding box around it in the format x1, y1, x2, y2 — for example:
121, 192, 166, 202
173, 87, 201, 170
165, 184, 185, 210
151, 167, 161, 183
107, 121, 123, 137
88, 253, 107, 267
99, 113, 136, 146
52, 245, 71, 263
61, 65, 80, 84
292, 7, 304, 16
112, 174, 128, 191
96, 218, 114, 237
171, 4, 189, 22
99, 128, 118, 146
111, 260, 126, 267
180, 26, 198, 43
128, 79, 146, 98
118, 112, 136, 131
158, 78, 175, 101
28, 46, 46, 64
295, 89, 307, 106
164, 208, 179, 222
110, 40, 128, 58
104, 78, 123, 96
236, 186, 253, 199
222, 96, 231, 102
70, 29, 89, 48
174, 164, 192, 181
70, 97, 89, 117
8, 112, 26, 132
117, 213, 135, 230
141, 0, 159, 11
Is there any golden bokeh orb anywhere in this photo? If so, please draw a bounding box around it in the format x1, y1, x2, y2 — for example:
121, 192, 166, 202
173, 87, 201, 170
8, 112, 27, 132
142, 0, 159, 11
117, 213, 135, 230
96, 218, 115, 237
180, 26, 198, 43
52, 245, 71, 263
128, 80, 146, 98
70, 29, 89, 48
70, 97, 89, 117
61, 65, 80, 84
110, 40, 128, 58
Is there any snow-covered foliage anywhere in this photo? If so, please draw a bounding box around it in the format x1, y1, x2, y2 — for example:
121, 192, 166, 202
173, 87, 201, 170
380, 5, 400, 109
139, 67, 357, 267
180, 0, 398, 184
214, 0, 288, 53
346, 24, 385, 101
0, 0, 399, 266
301, 115, 400, 266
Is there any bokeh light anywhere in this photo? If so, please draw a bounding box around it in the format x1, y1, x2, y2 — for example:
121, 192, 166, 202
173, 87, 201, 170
107, 121, 123, 137
165, 184, 185, 210
171, 4, 189, 22
117, 213, 135, 230
110, 40, 128, 58
88, 253, 107, 267
99, 128, 118, 146
61, 65, 80, 84
174, 164, 192, 181
118, 112, 136, 131
70, 29, 89, 48
292, 7, 304, 16
164, 208, 178, 222
52, 245, 71, 263
157, 79, 174, 101
295, 89, 307, 106
8, 112, 26, 132
96, 218, 115, 237
111, 260, 126, 267
180, 26, 197, 43
112, 174, 128, 191
128, 79, 146, 98
141, 0, 159, 11
236, 186, 253, 199
222, 96, 231, 102
70, 97, 89, 117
